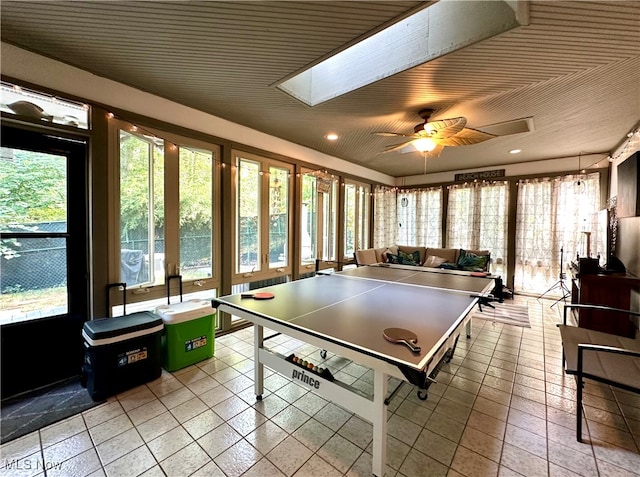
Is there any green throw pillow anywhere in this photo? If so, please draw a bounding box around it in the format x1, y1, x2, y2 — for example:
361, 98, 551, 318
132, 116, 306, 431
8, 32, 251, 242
457, 249, 489, 272
387, 250, 420, 266
398, 250, 420, 265
439, 262, 459, 270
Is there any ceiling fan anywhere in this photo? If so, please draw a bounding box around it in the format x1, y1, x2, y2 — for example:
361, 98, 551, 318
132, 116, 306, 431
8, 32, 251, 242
375, 109, 497, 157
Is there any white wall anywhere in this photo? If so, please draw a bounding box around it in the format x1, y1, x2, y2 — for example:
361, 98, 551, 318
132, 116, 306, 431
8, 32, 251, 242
397, 153, 613, 187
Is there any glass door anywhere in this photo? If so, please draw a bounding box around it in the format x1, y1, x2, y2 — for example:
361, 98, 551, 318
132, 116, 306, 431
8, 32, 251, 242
0, 125, 88, 398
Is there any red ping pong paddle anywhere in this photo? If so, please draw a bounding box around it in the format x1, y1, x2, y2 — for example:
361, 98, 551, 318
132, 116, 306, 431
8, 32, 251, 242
241, 292, 275, 300
383, 328, 421, 353
470, 271, 488, 277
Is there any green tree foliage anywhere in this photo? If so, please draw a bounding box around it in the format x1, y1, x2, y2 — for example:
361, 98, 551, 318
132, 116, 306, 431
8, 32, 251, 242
119, 134, 217, 238
238, 159, 260, 259
179, 148, 212, 228
344, 183, 356, 253
1, 147, 67, 260
120, 133, 155, 239
0, 147, 67, 227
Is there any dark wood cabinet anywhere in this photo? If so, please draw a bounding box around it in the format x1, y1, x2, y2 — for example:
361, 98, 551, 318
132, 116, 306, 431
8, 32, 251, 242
570, 270, 640, 338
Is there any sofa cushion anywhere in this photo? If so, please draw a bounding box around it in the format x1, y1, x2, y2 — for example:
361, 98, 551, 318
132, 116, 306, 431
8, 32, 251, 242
374, 247, 391, 263
355, 248, 378, 265
397, 246, 427, 265
425, 248, 458, 264
457, 249, 490, 272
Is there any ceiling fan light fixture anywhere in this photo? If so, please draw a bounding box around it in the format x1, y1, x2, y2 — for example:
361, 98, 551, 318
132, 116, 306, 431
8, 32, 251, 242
413, 137, 437, 152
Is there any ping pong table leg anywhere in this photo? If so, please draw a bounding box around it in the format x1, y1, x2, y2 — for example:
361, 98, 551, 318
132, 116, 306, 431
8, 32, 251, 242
372, 369, 388, 477
254, 324, 264, 400
466, 319, 472, 339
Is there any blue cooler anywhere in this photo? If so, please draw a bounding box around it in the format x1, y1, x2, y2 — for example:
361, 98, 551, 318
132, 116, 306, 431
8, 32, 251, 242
82, 311, 164, 401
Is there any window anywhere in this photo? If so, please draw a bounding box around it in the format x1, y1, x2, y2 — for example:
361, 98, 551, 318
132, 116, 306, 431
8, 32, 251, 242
514, 173, 600, 294
269, 166, 289, 269
397, 187, 442, 247
179, 147, 214, 280
276, 2, 520, 106
119, 129, 164, 287
233, 152, 293, 282
446, 182, 509, 276
110, 119, 220, 315
237, 158, 260, 274
343, 180, 370, 258
373, 185, 397, 248
300, 171, 338, 273
1, 80, 89, 130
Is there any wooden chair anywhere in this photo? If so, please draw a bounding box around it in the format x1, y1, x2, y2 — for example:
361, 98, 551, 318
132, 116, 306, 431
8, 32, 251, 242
558, 304, 640, 441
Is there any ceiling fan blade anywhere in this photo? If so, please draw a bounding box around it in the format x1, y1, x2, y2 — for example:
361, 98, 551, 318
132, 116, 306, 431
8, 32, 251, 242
438, 128, 497, 146
373, 131, 421, 138
424, 117, 466, 139
381, 140, 415, 153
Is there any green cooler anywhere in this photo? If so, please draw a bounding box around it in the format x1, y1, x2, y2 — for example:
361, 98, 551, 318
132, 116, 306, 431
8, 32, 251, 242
155, 300, 215, 371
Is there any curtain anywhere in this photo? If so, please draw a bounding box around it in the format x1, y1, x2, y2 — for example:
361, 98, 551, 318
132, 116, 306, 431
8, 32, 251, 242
372, 185, 397, 247
446, 181, 509, 275
397, 187, 442, 247
514, 173, 600, 295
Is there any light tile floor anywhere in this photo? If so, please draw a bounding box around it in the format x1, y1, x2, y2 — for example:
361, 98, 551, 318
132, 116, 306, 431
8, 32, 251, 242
2, 296, 640, 477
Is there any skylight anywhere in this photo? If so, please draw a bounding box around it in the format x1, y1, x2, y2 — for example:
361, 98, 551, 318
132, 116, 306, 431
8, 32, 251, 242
277, 0, 527, 106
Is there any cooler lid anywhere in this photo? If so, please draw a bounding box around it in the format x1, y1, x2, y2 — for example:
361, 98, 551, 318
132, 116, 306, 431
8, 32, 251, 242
83, 311, 163, 340
154, 300, 214, 324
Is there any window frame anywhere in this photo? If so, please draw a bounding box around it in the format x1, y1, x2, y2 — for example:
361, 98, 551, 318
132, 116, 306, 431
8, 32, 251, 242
298, 169, 339, 274
107, 118, 221, 308
343, 178, 370, 260
231, 150, 294, 285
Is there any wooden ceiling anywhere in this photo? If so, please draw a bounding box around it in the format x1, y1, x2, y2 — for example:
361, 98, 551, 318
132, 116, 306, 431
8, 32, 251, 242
1, 1, 639, 177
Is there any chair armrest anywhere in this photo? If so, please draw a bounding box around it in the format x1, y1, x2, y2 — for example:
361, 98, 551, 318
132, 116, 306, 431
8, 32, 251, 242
578, 343, 640, 359
563, 304, 640, 325
577, 343, 640, 393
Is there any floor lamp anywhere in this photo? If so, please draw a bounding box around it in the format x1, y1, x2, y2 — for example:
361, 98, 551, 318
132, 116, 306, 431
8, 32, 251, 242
537, 246, 572, 307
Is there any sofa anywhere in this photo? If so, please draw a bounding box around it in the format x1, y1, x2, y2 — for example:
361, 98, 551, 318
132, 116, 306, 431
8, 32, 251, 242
354, 245, 491, 273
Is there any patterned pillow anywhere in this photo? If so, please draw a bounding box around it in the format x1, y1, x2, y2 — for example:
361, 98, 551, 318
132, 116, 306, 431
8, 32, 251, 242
423, 255, 447, 268
439, 262, 459, 270
386, 253, 401, 264
457, 249, 489, 272
386, 250, 421, 266
399, 249, 421, 265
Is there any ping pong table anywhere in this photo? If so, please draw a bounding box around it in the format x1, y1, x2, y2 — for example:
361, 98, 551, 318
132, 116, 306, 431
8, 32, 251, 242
213, 264, 496, 476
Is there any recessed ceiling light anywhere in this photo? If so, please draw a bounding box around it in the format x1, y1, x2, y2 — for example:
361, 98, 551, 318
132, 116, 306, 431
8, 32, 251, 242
325, 133, 339, 141
509, 149, 522, 154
